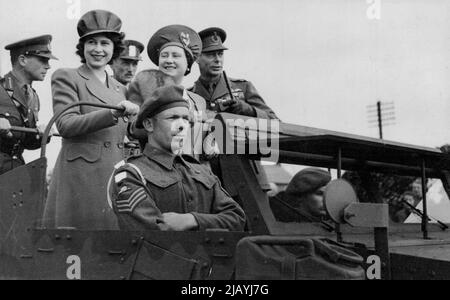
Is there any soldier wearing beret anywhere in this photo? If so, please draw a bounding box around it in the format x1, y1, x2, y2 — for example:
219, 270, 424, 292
270, 168, 332, 223
111, 39, 144, 87
43, 10, 139, 230
0, 35, 57, 175
190, 27, 278, 120
108, 85, 246, 231
127, 25, 210, 158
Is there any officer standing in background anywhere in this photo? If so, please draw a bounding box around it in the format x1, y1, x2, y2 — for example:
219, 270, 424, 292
111, 40, 145, 87
111, 40, 145, 157
190, 27, 278, 119
190, 27, 278, 193
0, 35, 57, 175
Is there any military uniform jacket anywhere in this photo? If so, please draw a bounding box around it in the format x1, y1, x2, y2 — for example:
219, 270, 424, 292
44, 65, 128, 230
0, 72, 42, 152
190, 74, 278, 120
108, 144, 246, 231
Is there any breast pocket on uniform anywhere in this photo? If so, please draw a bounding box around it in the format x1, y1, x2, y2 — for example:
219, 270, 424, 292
66, 143, 102, 163
192, 173, 215, 190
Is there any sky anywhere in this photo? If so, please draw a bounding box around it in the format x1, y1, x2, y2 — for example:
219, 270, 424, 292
1, 0, 450, 171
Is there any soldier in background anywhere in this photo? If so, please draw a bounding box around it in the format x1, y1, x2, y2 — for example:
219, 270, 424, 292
111, 39, 144, 87
111, 40, 145, 157
269, 168, 332, 223
0, 35, 57, 175
190, 27, 278, 119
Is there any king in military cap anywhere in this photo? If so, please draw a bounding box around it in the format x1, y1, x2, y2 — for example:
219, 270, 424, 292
5, 35, 58, 60
198, 27, 228, 53
136, 85, 189, 128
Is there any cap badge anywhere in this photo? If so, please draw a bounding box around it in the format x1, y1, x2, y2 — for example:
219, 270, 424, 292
47, 43, 52, 51
212, 32, 220, 43
180, 32, 191, 47
129, 45, 137, 57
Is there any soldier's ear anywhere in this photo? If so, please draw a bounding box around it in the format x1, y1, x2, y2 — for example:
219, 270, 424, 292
143, 118, 154, 133
17, 55, 28, 67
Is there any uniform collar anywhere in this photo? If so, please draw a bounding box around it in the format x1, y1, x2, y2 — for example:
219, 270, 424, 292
4, 71, 29, 107
143, 144, 189, 170
8, 71, 29, 89
199, 75, 221, 89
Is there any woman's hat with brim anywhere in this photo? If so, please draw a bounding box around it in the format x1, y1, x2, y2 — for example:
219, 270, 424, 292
147, 25, 202, 66
77, 10, 122, 40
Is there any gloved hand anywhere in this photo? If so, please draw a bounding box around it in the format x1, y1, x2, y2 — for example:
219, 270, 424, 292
0, 118, 13, 138
111, 101, 140, 122
224, 100, 256, 117
36, 124, 56, 141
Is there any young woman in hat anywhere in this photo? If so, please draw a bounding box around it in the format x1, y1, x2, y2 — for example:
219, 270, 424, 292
43, 10, 139, 230
127, 25, 216, 158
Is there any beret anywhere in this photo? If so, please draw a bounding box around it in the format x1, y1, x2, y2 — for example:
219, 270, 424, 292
5, 35, 58, 60
77, 10, 122, 40
286, 168, 331, 196
136, 85, 190, 128
198, 27, 228, 53
147, 25, 202, 66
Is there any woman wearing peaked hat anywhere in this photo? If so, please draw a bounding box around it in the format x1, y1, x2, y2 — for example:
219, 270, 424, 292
44, 10, 139, 230
128, 25, 214, 159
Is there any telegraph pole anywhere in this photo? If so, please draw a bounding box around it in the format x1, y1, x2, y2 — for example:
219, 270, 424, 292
367, 101, 395, 139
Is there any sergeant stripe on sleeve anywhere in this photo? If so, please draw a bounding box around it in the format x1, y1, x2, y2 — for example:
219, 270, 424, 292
114, 172, 127, 183
115, 187, 146, 213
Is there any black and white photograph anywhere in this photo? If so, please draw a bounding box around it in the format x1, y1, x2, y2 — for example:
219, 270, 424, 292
1, 0, 450, 283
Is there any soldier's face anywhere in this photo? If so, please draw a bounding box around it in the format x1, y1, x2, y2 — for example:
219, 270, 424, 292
23, 56, 51, 82
302, 186, 327, 218
84, 35, 114, 70
159, 46, 188, 83
148, 107, 191, 154
111, 58, 139, 85
197, 51, 224, 78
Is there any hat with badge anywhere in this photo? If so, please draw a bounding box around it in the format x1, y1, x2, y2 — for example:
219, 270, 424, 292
119, 40, 145, 61
198, 27, 228, 53
136, 85, 190, 128
147, 25, 202, 67
286, 168, 331, 196
5, 35, 58, 60
77, 10, 123, 40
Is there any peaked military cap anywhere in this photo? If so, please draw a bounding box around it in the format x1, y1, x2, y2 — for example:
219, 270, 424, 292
199, 27, 228, 53
77, 10, 122, 40
120, 40, 145, 61
136, 85, 190, 128
147, 25, 202, 66
286, 168, 331, 196
5, 35, 58, 60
